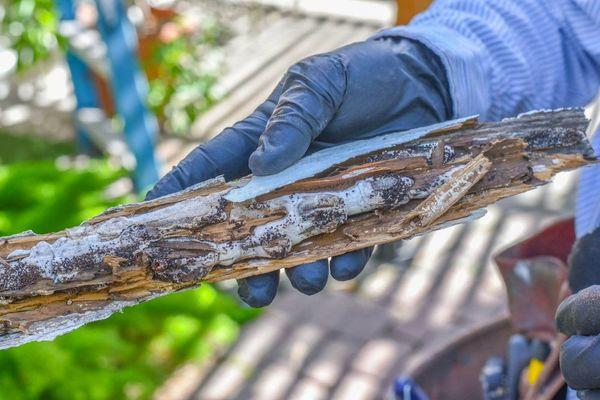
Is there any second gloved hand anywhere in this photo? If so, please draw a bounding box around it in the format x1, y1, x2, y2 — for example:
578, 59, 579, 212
557, 285, 600, 400
557, 227, 600, 400
146, 35, 452, 307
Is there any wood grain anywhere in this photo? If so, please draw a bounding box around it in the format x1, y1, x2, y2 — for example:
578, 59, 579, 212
0, 108, 595, 349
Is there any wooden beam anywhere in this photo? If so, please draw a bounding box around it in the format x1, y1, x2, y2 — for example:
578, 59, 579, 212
0, 109, 595, 349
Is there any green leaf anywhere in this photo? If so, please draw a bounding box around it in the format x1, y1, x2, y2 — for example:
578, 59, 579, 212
0, 132, 261, 399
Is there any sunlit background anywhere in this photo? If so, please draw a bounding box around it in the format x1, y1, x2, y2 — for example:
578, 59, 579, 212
0, 1, 599, 399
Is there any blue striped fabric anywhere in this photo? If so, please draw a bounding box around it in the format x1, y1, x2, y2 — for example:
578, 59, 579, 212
577, 128, 600, 236
371, 0, 600, 237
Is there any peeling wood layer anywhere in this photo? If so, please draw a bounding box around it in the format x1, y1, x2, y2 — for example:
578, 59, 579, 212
0, 108, 595, 349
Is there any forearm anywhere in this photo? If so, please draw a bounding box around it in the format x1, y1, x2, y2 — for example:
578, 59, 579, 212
372, 0, 600, 121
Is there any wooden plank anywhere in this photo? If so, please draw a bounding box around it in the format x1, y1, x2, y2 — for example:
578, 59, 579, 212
0, 109, 594, 349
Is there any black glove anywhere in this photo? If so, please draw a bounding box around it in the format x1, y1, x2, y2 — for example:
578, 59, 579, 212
557, 227, 600, 399
146, 37, 451, 307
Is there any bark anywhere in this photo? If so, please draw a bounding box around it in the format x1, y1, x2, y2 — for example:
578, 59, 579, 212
0, 109, 595, 349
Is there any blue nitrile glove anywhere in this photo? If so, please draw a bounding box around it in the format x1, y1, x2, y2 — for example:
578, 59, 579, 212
146, 37, 452, 307
556, 228, 600, 400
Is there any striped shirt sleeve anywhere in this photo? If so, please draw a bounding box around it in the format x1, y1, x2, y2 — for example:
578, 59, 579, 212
370, 0, 600, 121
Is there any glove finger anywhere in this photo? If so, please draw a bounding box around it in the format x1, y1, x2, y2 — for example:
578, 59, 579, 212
568, 227, 600, 293
146, 85, 283, 200
330, 247, 373, 281
578, 390, 600, 400
248, 54, 346, 176
556, 285, 600, 336
560, 334, 600, 390
285, 259, 329, 295
237, 271, 280, 308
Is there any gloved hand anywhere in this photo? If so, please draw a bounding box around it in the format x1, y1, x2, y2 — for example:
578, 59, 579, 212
556, 227, 600, 399
146, 36, 452, 307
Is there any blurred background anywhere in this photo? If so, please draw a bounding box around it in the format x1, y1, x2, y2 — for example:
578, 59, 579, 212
0, 0, 598, 399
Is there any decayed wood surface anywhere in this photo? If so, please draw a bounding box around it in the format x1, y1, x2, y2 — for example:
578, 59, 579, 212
0, 109, 595, 349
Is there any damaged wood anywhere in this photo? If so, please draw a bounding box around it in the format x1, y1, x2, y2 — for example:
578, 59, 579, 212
0, 108, 595, 349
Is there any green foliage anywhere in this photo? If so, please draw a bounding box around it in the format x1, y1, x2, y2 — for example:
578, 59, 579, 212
0, 0, 65, 71
0, 285, 259, 400
0, 0, 228, 135
0, 131, 73, 164
0, 133, 260, 399
147, 18, 230, 135
0, 158, 129, 235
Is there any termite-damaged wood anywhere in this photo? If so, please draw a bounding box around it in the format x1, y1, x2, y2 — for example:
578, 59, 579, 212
0, 108, 595, 349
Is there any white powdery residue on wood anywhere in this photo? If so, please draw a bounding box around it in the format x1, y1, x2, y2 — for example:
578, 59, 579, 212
2, 173, 421, 293
4, 234, 112, 290
210, 175, 416, 266
1, 189, 231, 292
225, 116, 478, 202
96, 189, 229, 234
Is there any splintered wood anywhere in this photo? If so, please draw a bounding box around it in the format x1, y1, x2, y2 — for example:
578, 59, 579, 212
0, 109, 595, 349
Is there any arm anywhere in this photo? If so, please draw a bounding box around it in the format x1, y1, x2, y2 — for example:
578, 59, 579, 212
374, 0, 600, 120
431, 4, 600, 395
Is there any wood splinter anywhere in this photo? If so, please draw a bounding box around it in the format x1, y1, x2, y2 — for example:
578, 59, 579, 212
0, 108, 596, 349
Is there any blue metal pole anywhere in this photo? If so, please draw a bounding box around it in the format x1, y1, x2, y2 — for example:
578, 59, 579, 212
95, 0, 160, 192
55, 0, 99, 153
